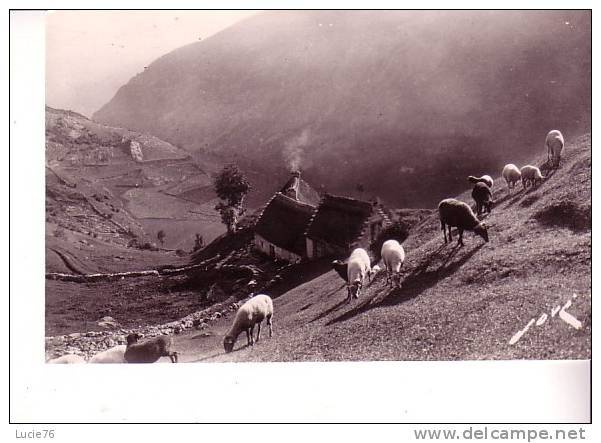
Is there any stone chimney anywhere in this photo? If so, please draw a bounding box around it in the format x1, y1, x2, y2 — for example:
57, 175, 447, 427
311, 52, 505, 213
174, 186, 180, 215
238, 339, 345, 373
284, 170, 301, 201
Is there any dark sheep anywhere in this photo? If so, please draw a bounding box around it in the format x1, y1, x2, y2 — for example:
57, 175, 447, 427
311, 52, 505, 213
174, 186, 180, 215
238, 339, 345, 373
331, 260, 348, 282
471, 182, 494, 216
124, 333, 178, 363
438, 198, 489, 246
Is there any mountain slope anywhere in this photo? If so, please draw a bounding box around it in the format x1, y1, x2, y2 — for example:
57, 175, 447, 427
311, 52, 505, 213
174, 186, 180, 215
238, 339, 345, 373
173, 133, 591, 361
45, 106, 226, 256
94, 10, 591, 207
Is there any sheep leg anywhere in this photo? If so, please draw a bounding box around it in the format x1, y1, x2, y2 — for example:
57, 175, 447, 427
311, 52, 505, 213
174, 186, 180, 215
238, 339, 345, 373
397, 263, 404, 288
246, 328, 252, 347
354, 282, 362, 299
249, 326, 255, 346
267, 315, 273, 338
346, 286, 352, 302
256, 321, 262, 342
169, 352, 178, 363
448, 226, 453, 242
458, 229, 464, 246
441, 221, 447, 243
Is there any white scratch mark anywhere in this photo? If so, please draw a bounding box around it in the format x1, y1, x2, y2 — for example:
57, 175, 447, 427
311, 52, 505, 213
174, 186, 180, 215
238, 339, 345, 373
559, 309, 582, 330
509, 318, 535, 345
572, 293, 579, 299
551, 305, 561, 317
558, 299, 583, 330
536, 313, 548, 326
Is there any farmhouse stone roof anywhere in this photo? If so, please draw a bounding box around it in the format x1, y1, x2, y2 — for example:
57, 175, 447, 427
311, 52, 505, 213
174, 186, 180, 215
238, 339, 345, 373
254, 193, 316, 256
305, 194, 376, 248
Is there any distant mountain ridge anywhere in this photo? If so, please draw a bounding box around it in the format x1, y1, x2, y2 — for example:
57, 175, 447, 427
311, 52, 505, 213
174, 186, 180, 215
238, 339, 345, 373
94, 10, 591, 207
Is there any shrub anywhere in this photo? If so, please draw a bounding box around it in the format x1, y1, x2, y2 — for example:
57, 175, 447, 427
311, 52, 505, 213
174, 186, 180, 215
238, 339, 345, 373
369, 220, 410, 263
141, 242, 159, 251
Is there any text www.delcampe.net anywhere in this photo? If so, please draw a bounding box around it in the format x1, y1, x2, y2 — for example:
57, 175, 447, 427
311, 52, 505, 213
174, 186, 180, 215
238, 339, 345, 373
413, 427, 586, 442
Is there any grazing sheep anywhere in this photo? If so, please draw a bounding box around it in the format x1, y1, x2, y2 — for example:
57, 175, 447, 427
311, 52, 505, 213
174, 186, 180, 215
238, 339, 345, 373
520, 165, 544, 188
471, 182, 494, 216
224, 294, 273, 353
438, 198, 489, 246
502, 164, 521, 191
331, 260, 348, 282
346, 248, 371, 300
380, 240, 405, 288
88, 345, 127, 364
546, 129, 564, 167
124, 333, 178, 363
47, 354, 86, 364
468, 175, 494, 189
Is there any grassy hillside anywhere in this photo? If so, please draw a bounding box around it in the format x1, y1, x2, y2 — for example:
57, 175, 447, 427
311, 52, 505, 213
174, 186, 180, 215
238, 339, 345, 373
94, 10, 591, 208
174, 134, 591, 361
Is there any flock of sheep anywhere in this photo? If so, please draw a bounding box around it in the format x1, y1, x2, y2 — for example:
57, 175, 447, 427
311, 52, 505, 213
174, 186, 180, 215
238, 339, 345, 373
48, 130, 565, 362
48, 333, 179, 364
335, 129, 565, 302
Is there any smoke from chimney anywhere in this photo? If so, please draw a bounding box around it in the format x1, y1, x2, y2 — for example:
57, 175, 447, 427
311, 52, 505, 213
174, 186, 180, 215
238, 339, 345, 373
282, 129, 310, 172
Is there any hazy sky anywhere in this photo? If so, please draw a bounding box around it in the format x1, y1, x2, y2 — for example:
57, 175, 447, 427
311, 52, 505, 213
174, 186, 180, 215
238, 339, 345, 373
46, 10, 258, 117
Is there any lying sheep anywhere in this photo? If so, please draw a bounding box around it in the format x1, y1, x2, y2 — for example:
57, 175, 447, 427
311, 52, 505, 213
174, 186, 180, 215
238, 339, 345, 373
438, 198, 489, 246
47, 354, 86, 364
502, 164, 521, 191
124, 333, 178, 363
224, 294, 273, 353
520, 165, 544, 188
380, 240, 405, 288
468, 175, 494, 189
346, 248, 371, 300
88, 345, 127, 364
471, 182, 494, 216
546, 129, 564, 168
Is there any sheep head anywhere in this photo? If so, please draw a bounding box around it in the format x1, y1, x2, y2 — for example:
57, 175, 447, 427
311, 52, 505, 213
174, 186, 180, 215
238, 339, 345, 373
474, 222, 489, 243
223, 336, 235, 353
348, 281, 362, 298
126, 333, 143, 345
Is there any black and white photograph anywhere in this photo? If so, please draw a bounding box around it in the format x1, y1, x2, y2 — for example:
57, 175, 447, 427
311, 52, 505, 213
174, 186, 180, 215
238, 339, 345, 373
9, 7, 592, 425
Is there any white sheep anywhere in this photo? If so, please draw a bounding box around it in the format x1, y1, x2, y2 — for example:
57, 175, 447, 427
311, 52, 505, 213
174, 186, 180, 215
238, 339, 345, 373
438, 198, 489, 246
88, 345, 127, 364
224, 294, 273, 353
124, 333, 178, 363
520, 165, 544, 188
346, 248, 371, 300
468, 175, 494, 189
502, 164, 521, 191
47, 354, 86, 364
380, 240, 405, 288
545, 129, 564, 168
